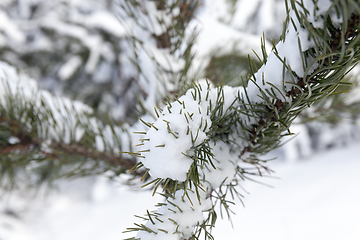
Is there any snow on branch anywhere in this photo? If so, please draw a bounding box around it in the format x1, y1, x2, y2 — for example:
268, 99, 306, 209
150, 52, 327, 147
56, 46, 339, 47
0, 61, 141, 185
115, 0, 200, 114
125, 0, 360, 239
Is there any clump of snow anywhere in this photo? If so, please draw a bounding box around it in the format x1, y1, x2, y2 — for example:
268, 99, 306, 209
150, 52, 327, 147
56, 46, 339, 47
201, 141, 238, 188
140, 82, 244, 181
8, 136, 21, 145
75, 126, 85, 142
136, 189, 212, 240
244, 0, 340, 103
302, 0, 342, 28
140, 87, 213, 181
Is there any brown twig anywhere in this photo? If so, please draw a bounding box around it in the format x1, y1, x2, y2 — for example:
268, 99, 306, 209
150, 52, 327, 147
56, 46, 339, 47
0, 115, 137, 172
50, 142, 136, 170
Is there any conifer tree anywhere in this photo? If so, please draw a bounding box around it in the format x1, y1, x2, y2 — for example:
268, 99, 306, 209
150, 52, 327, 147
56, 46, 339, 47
0, 0, 359, 240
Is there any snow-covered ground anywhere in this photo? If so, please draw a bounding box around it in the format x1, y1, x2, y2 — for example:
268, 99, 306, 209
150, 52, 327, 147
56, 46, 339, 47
1, 141, 359, 240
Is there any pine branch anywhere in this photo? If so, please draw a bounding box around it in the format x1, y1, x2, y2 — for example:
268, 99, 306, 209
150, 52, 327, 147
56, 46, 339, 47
50, 142, 136, 169
115, 0, 200, 114
125, 1, 360, 239
0, 61, 142, 186
1, 119, 135, 170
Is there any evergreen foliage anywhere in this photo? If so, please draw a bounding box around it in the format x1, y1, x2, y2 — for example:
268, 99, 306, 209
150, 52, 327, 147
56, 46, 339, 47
0, 63, 138, 188
0, 0, 359, 240
121, 0, 360, 239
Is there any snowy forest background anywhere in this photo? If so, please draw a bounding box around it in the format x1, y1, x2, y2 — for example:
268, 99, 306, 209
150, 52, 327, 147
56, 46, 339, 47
0, 0, 359, 239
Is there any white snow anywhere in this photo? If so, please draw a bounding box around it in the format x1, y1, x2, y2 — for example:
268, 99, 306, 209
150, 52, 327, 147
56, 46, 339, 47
136, 189, 212, 240
0, 61, 136, 156
302, 0, 341, 28
1, 141, 359, 240
232, 0, 262, 30
7, 136, 21, 145
0, 11, 26, 44
69, 10, 126, 38
202, 141, 238, 188
58, 56, 82, 81
244, 0, 341, 103
140, 86, 214, 181
186, 11, 272, 80
95, 135, 105, 152
139, 83, 248, 181
212, 142, 360, 240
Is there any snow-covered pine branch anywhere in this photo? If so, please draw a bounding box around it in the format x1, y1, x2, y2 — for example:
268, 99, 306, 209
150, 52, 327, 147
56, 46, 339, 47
0, 61, 142, 187
115, 0, 201, 114
125, 0, 360, 239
